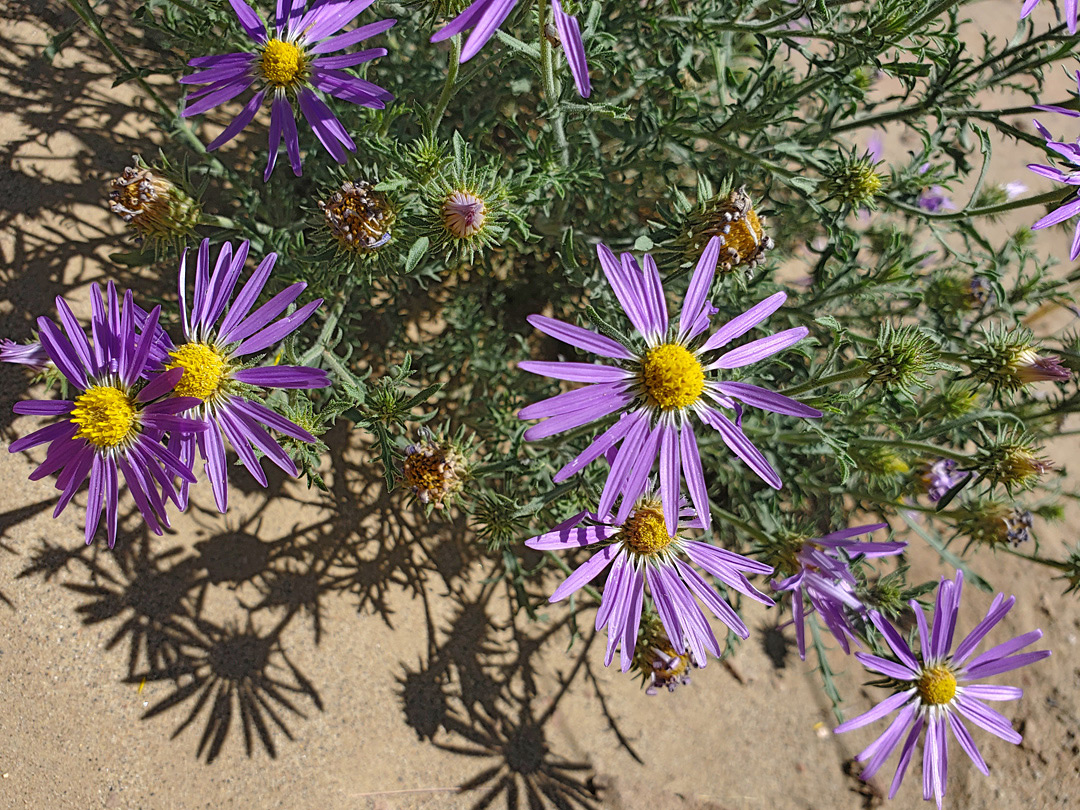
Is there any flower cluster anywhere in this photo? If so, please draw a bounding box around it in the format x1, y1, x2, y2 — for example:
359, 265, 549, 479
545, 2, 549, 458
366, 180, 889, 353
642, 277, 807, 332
5, 240, 328, 546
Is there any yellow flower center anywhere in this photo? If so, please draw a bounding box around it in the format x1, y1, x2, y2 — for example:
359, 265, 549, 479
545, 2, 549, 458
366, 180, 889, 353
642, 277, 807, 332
167, 342, 229, 401
260, 39, 306, 87
916, 665, 957, 706
70, 386, 138, 449
641, 344, 704, 411
620, 506, 676, 556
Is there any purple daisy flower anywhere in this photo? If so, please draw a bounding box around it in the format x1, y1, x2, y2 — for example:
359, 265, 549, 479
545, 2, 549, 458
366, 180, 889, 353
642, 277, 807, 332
519, 236, 820, 535
1021, 0, 1077, 33
8, 284, 206, 547
1028, 119, 1080, 259
835, 571, 1050, 809
771, 523, 904, 660
162, 239, 330, 513
0, 339, 51, 370
181, 0, 396, 180
431, 0, 591, 97
917, 186, 955, 213
525, 491, 774, 670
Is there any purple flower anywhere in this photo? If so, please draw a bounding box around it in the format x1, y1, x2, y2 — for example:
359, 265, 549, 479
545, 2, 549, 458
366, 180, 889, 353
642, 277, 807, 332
432, 0, 591, 97
1021, 0, 1077, 33
8, 284, 206, 547
525, 492, 774, 670
163, 239, 330, 513
771, 524, 903, 659
181, 0, 395, 180
917, 186, 954, 213
1028, 119, 1080, 259
920, 458, 964, 502
0, 339, 51, 371
519, 236, 820, 535
835, 572, 1050, 809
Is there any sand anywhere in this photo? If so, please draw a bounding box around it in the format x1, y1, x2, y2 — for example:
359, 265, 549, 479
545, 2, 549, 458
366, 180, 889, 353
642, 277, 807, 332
1, 2, 1079, 808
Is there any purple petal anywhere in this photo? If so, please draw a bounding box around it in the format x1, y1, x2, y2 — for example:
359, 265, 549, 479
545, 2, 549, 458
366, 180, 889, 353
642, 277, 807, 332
553, 411, 638, 483
297, 0, 375, 44
716, 381, 821, 418
854, 652, 918, 681
964, 648, 1051, 680
550, 544, 619, 602
710, 327, 808, 370
526, 314, 636, 361
231, 397, 316, 442
219, 253, 278, 338
183, 77, 255, 117
551, 0, 590, 98
297, 88, 356, 163
229, 0, 268, 43
834, 689, 914, 733
36, 317, 88, 389
858, 705, 916, 781
595, 243, 652, 337
518, 360, 632, 383
311, 47, 387, 70
10, 420, 78, 454
659, 422, 680, 535
234, 299, 322, 356
13, 400, 73, 416
310, 19, 396, 54
679, 236, 721, 338
961, 684, 1022, 702
137, 368, 184, 403
679, 423, 711, 532
870, 612, 920, 672
232, 366, 330, 389
526, 524, 616, 551
523, 390, 633, 440
888, 715, 925, 800
954, 695, 1022, 744
947, 712, 988, 776
597, 415, 651, 518
519, 381, 631, 421
953, 593, 1014, 665
699, 291, 787, 353
674, 558, 748, 638
207, 88, 267, 151
226, 405, 299, 476
612, 423, 662, 523
700, 407, 781, 489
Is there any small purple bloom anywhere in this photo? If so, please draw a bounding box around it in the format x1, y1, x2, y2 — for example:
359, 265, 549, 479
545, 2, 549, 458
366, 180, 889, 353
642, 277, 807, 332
432, 0, 591, 97
1028, 119, 1080, 259
181, 0, 396, 180
1003, 181, 1028, 200
835, 571, 1050, 809
8, 283, 206, 547
771, 524, 903, 659
162, 239, 330, 513
0, 339, 51, 371
917, 186, 955, 213
1020, 0, 1077, 34
920, 458, 964, 502
519, 236, 820, 535
525, 492, 774, 670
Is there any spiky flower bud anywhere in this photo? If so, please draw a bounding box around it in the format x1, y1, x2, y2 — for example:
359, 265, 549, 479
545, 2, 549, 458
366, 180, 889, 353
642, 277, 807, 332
855, 445, 910, 478
862, 324, 949, 391
441, 190, 487, 239
686, 187, 774, 272
108, 158, 200, 245
968, 328, 1070, 393
823, 153, 885, 208
631, 613, 696, 695
319, 180, 396, 254
402, 433, 467, 509
953, 500, 1033, 548
974, 434, 1052, 492
925, 273, 993, 315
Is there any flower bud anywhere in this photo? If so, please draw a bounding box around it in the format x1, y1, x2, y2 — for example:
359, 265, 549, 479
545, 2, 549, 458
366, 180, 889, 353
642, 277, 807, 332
319, 180, 396, 254
687, 187, 774, 272
974, 435, 1051, 492
108, 160, 200, 244
441, 190, 487, 239
823, 154, 885, 208
631, 613, 696, 695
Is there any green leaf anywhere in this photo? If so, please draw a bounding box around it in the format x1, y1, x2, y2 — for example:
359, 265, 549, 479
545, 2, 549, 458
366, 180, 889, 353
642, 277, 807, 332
405, 236, 429, 274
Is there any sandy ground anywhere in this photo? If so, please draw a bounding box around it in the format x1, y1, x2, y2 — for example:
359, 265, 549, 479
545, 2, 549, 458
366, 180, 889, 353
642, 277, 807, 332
1, 2, 1079, 809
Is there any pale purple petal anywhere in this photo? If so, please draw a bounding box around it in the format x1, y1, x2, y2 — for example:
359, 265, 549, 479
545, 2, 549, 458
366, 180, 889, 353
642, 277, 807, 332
551, 0, 590, 98
310, 19, 396, 54
518, 381, 630, 420
232, 366, 330, 389
854, 652, 918, 681
523, 390, 633, 440
716, 381, 821, 418
553, 411, 638, 483
550, 543, 619, 602
229, 0, 268, 43
679, 422, 711, 532
699, 291, 787, 353
518, 360, 632, 383
207, 89, 267, 151
526, 524, 617, 551
679, 236, 721, 338
710, 327, 809, 370
526, 314, 636, 360
834, 689, 914, 733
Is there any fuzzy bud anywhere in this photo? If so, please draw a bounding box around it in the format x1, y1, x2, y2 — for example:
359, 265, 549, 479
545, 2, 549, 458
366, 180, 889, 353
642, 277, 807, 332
441, 190, 487, 239
863, 324, 946, 391
823, 154, 885, 208
969, 330, 1071, 393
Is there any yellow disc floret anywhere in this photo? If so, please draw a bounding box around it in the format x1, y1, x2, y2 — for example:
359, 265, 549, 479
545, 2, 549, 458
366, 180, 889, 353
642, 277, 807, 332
167, 342, 229, 401
260, 39, 306, 87
620, 505, 676, 556
916, 665, 957, 706
641, 344, 704, 411
71, 386, 138, 449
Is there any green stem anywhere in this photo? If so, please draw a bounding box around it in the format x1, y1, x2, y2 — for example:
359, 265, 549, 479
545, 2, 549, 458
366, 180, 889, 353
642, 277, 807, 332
778, 365, 867, 397
538, 0, 569, 166
882, 188, 1068, 222
1002, 547, 1072, 572
853, 437, 970, 464
426, 35, 462, 135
